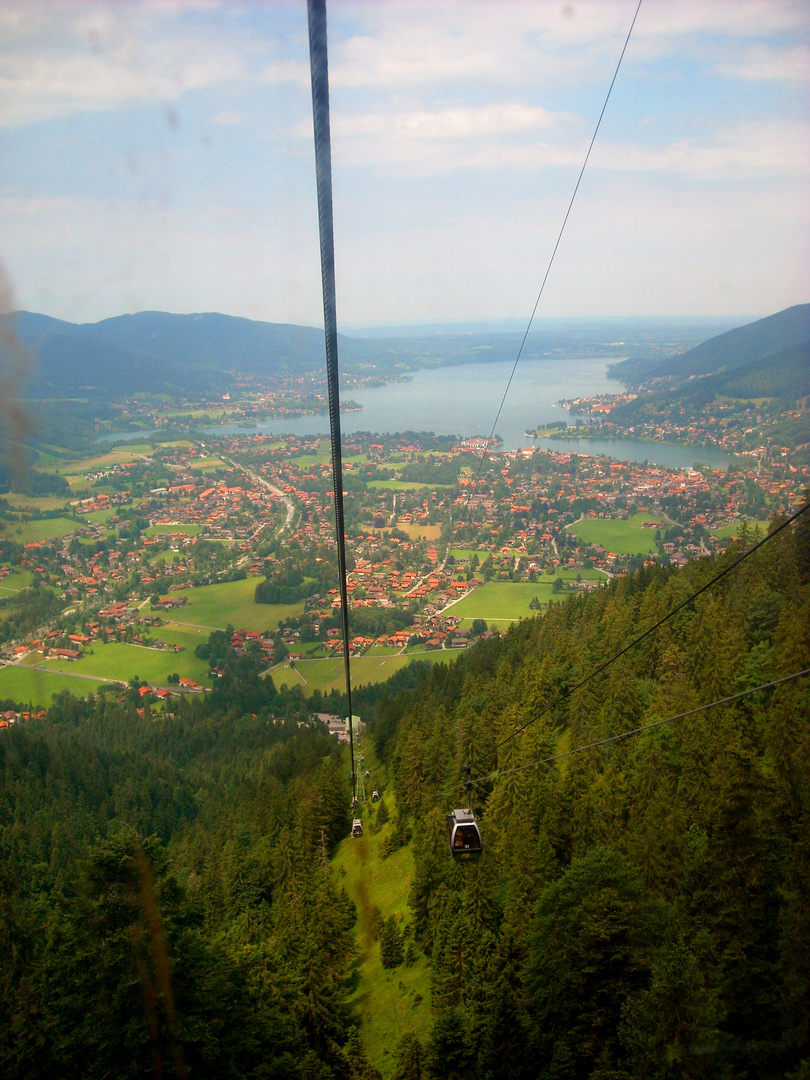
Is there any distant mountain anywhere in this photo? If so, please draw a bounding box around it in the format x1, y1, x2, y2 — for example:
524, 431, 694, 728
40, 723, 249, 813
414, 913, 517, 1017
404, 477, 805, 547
4, 310, 389, 399
5, 309, 746, 401
610, 304, 810, 386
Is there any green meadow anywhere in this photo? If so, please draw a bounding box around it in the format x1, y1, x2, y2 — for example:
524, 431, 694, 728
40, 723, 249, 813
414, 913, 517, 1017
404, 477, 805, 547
0, 666, 101, 708
2, 493, 70, 513
0, 568, 34, 593
271, 649, 453, 696
566, 512, 665, 555
165, 577, 304, 632
33, 640, 212, 689
81, 507, 119, 525
712, 519, 771, 540
449, 581, 549, 623
12, 518, 80, 544
448, 572, 602, 625
145, 522, 205, 537
331, 785, 431, 1075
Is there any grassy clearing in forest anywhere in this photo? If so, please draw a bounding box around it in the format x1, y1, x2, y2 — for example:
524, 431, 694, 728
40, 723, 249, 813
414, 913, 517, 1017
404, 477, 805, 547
331, 786, 431, 1075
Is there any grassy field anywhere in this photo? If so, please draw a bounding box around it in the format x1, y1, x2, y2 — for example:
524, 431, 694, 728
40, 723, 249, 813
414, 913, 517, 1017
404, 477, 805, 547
145, 522, 205, 537
189, 457, 226, 470
450, 581, 563, 623
12, 517, 80, 544
449, 548, 489, 563
331, 785, 431, 1075
286, 448, 333, 468
52, 446, 153, 473
712, 519, 771, 540
368, 479, 454, 492
82, 507, 119, 525
2, 493, 70, 513
0, 567, 34, 593
566, 513, 666, 555
400, 523, 442, 541
32, 640, 212, 688
0, 665, 93, 708
271, 653, 413, 694
166, 577, 303, 632
271, 649, 455, 695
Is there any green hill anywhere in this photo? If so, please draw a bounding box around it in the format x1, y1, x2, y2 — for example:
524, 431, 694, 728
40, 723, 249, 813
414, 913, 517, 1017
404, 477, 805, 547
610, 302, 810, 387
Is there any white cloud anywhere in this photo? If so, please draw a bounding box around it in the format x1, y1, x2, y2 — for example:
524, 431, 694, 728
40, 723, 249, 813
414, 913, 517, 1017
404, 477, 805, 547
0, 1, 247, 129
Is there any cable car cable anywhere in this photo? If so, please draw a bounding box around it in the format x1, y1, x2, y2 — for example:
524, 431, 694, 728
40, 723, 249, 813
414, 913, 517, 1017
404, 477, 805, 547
491, 499, 809, 755
307, 0, 356, 802
481, 667, 810, 785
453, 0, 643, 536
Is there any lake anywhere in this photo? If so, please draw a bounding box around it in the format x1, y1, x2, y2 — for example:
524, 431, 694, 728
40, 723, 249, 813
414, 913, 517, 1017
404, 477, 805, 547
208, 358, 736, 470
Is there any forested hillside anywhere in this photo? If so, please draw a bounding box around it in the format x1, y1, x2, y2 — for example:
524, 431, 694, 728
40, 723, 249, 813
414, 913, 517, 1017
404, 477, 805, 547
1, 507, 808, 1079
0, 697, 368, 1079
365, 508, 810, 1078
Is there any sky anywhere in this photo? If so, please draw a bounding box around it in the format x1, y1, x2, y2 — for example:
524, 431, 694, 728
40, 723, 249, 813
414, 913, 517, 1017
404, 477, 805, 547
0, 0, 808, 328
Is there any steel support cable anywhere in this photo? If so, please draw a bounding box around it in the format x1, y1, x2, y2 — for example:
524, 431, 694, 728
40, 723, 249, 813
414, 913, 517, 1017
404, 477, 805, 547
454, 0, 643, 536
308, 0, 356, 799
493, 499, 810, 756
482, 668, 810, 785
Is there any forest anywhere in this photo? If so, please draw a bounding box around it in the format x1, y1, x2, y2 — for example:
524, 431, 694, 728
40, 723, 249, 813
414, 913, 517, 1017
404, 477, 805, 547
0, 505, 808, 1079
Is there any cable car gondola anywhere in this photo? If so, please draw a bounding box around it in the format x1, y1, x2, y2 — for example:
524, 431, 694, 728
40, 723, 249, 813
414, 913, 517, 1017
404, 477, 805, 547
446, 808, 483, 860
371, 789, 380, 802
446, 764, 483, 860
351, 819, 364, 838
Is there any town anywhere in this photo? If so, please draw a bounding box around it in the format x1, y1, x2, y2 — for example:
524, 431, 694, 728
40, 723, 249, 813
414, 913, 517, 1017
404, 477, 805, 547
1, 413, 807, 711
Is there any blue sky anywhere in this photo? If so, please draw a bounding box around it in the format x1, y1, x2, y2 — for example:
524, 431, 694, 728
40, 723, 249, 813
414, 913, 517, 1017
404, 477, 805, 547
1, 0, 807, 327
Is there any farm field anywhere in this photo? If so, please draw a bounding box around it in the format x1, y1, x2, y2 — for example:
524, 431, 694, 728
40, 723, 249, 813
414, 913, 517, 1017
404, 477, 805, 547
449, 548, 488, 563
151, 624, 211, 652
712, 519, 771, 539
450, 581, 547, 623
52, 446, 153, 473
0, 665, 91, 708
0, 568, 34, 593
146, 522, 205, 537
33, 639, 212, 691
399, 523, 442, 540
166, 577, 303, 631
13, 517, 80, 544
189, 457, 226, 470
2, 493, 70, 513
566, 513, 666, 555
34, 640, 212, 688
368, 479, 453, 493
331, 786, 431, 1077
272, 649, 455, 695
81, 507, 119, 524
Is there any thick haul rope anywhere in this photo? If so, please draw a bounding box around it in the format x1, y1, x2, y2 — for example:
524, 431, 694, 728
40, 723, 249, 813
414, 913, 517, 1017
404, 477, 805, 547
307, 0, 356, 800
